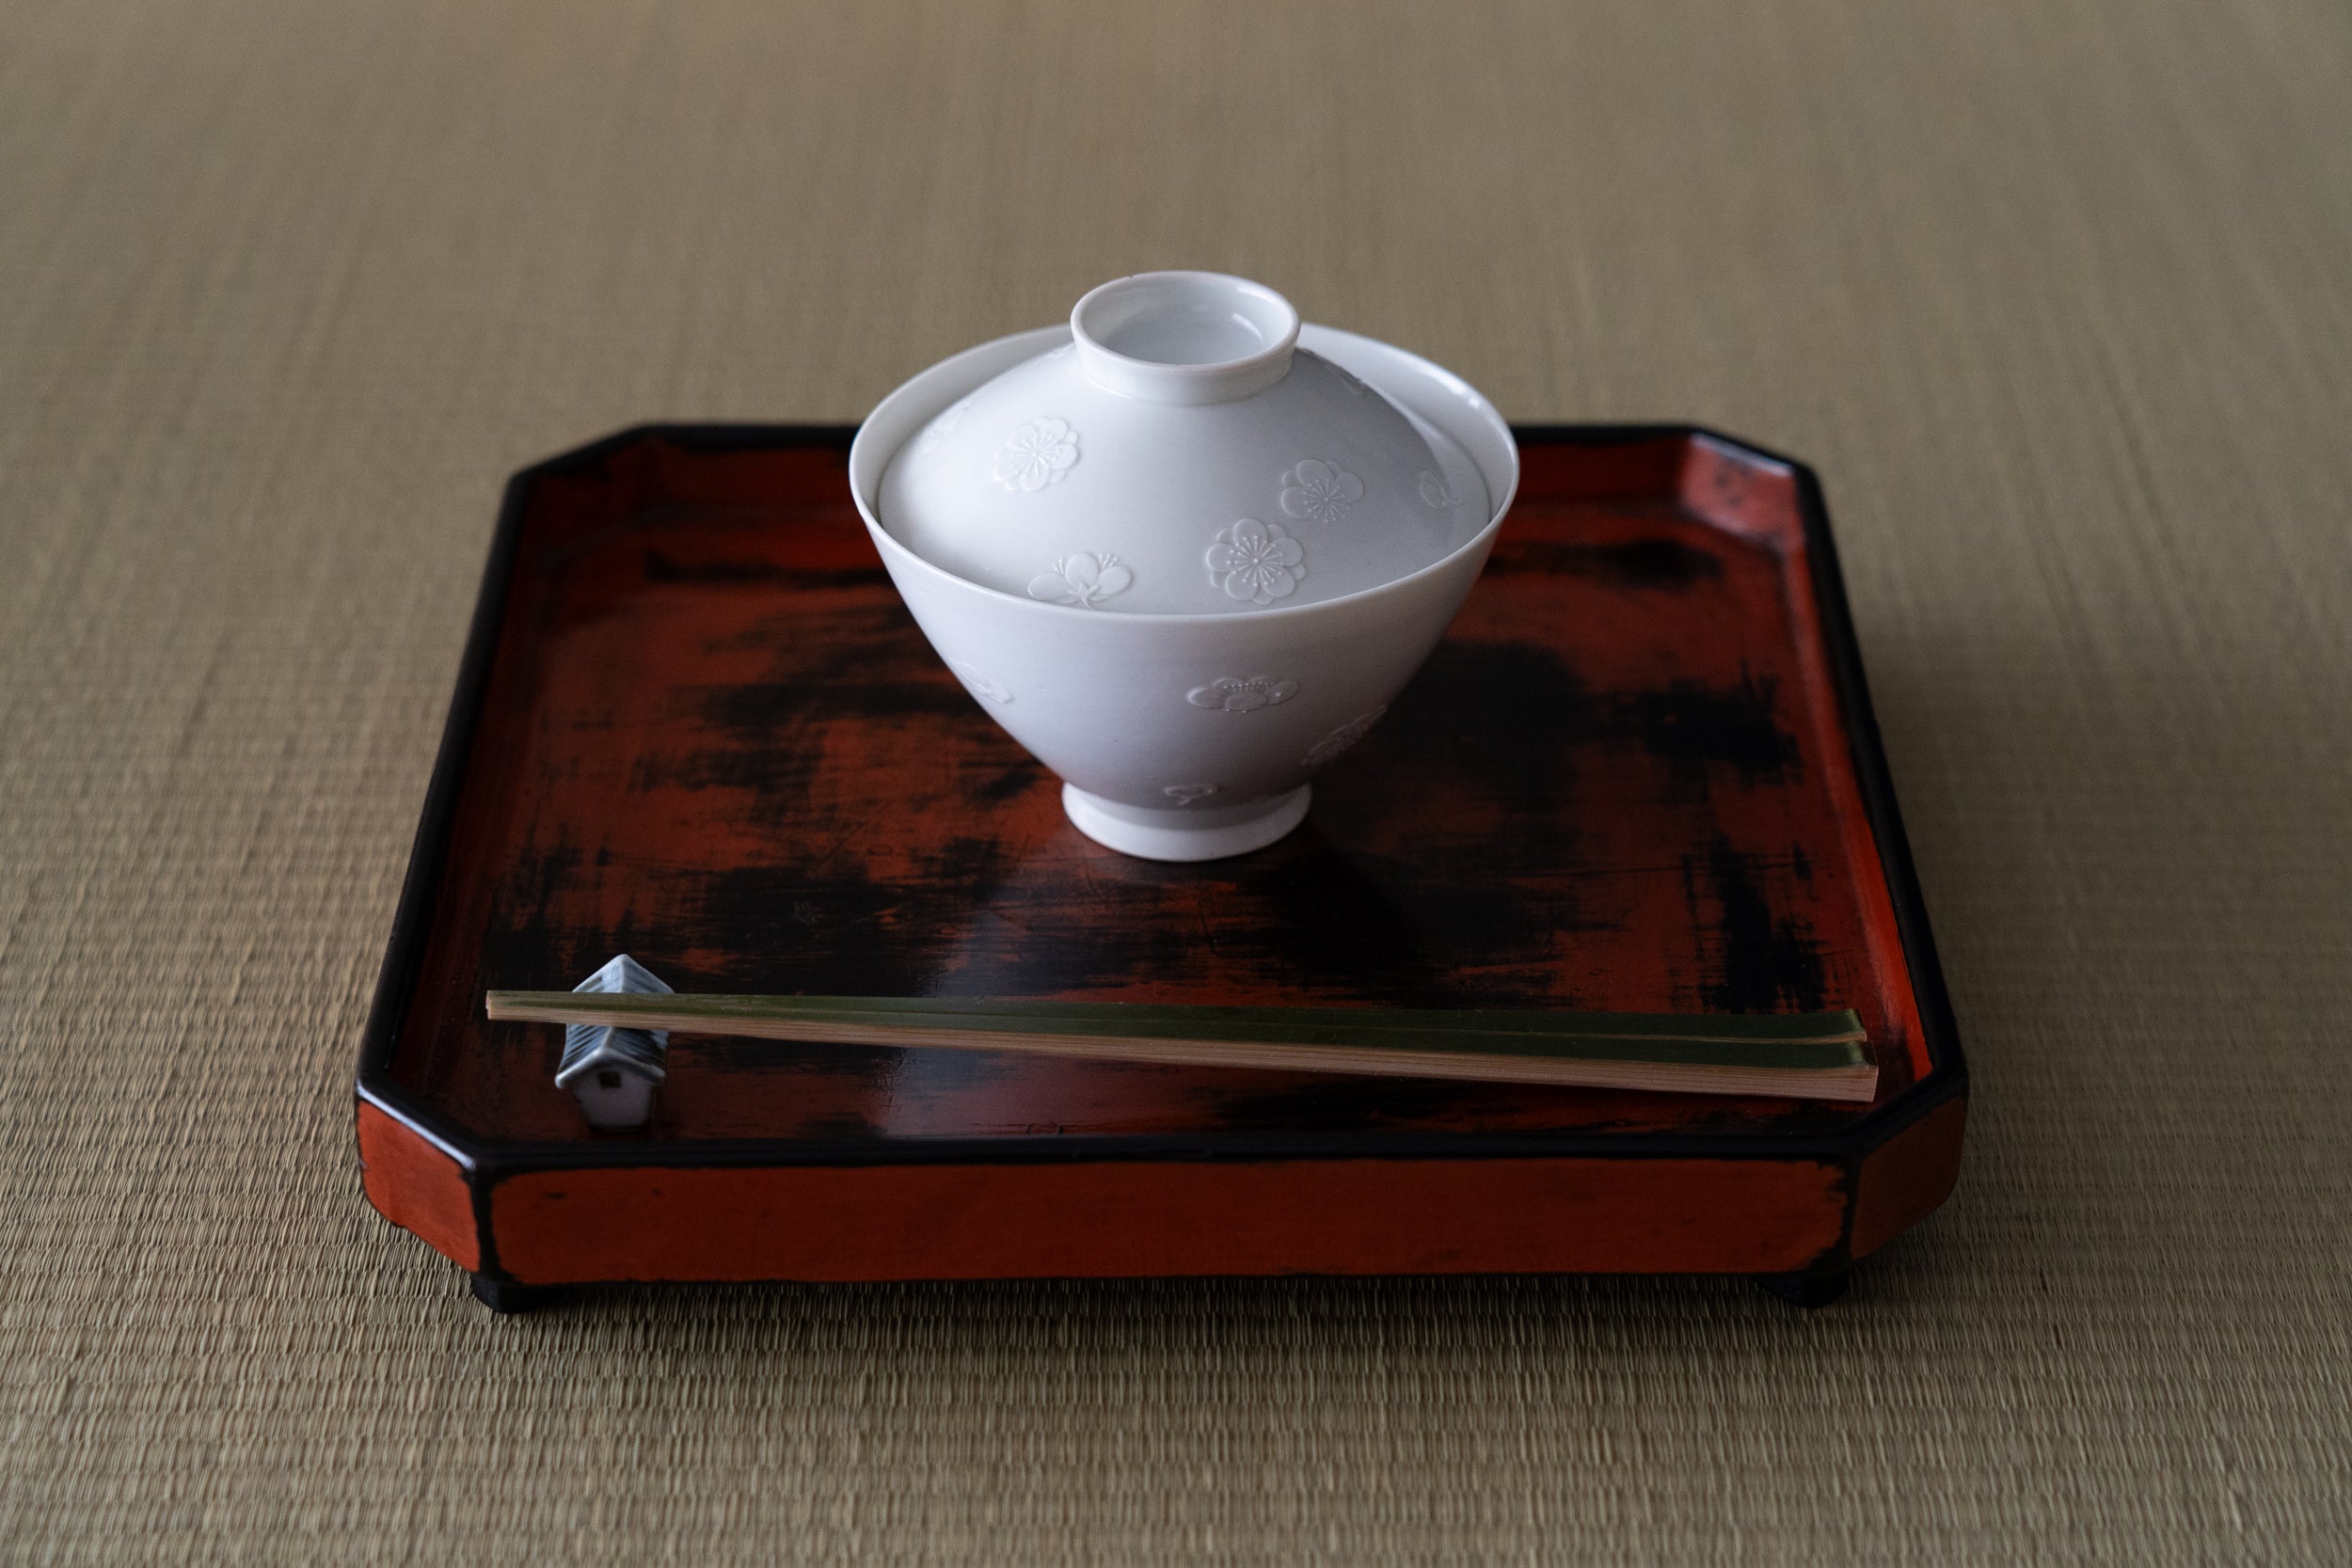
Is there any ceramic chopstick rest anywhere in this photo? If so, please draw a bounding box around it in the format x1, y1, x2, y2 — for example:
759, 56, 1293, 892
549, 954, 673, 1129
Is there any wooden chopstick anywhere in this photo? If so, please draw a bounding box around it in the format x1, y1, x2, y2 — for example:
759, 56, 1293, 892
487, 992, 1878, 1102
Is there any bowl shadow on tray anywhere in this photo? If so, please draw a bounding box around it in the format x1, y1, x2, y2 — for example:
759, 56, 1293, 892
637, 620, 1871, 1152
917, 629, 1824, 1016
639, 634, 1612, 1142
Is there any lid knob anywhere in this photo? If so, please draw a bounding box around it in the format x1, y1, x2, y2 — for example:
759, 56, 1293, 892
1071, 272, 1300, 405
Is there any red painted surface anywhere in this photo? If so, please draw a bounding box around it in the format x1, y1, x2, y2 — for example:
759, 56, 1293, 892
357, 1102, 479, 1271
390, 436, 1932, 1143
490, 1156, 1848, 1283
357, 428, 1966, 1285
1851, 1097, 1968, 1259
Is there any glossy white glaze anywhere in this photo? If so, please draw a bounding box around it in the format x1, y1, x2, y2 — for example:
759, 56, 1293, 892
850, 292, 1518, 861
878, 273, 1489, 615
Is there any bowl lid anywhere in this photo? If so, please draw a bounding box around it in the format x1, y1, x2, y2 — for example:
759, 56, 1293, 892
875, 273, 1492, 614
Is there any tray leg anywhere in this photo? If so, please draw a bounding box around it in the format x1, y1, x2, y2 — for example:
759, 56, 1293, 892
469, 1274, 566, 1315
1753, 1267, 1850, 1308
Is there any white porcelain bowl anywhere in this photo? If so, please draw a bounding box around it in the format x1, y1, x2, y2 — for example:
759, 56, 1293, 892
850, 274, 1518, 861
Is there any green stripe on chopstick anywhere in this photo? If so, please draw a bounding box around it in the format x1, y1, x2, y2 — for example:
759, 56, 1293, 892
491, 991, 1872, 1090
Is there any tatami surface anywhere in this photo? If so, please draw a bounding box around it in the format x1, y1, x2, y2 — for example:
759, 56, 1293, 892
2, 1, 2347, 1560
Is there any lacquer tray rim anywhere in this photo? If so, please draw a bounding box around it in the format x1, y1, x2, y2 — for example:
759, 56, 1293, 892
353, 422, 1966, 1180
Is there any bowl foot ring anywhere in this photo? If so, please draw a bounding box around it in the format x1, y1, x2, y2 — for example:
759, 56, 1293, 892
1062, 783, 1311, 862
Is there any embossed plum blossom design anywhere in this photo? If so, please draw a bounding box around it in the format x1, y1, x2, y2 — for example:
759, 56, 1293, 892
1163, 784, 1220, 805
992, 419, 1079, 493
1417, 470, 1454, 508
1186, 676, 1298, 712
1205, 517, 1307, 606
1279, 459, 1364, 525
1303, 705, 1388, 767
1026, 553, 1133, 609
948, 660, 1014, 705
917, 396, 973, 453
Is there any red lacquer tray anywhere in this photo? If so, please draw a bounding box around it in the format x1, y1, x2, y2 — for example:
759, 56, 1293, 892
355, 425, 1965, 1311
